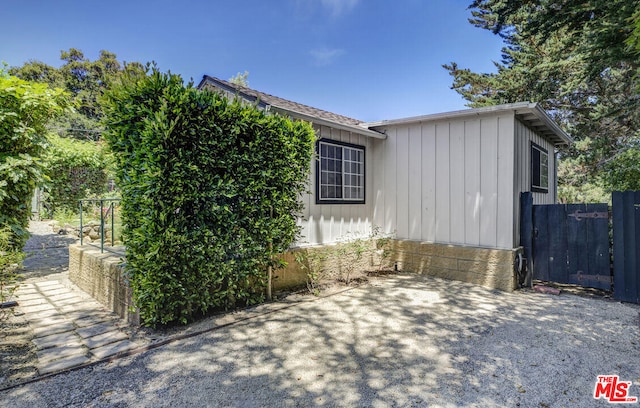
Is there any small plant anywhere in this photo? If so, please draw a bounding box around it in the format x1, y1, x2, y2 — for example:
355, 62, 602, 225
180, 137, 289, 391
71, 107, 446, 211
297, 227, 396, 294
336, 234, 369, 284
53, 207, 80, 227
295, 248, 329, 296
372, 226, 395, 272
0, 227, 24, 320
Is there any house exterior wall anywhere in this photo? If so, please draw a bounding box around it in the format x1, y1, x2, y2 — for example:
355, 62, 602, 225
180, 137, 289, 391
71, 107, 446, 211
296, 124, 376, 246
512, 117, 558, 246
370, 112, 517, 250
514, 118, 557, 205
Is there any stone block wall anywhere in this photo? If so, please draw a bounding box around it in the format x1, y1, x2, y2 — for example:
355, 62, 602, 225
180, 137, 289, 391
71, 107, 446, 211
68, 238, 517, 327
68, 245, 139, 324
273, 240, 389, 292
387, 239, 519, 291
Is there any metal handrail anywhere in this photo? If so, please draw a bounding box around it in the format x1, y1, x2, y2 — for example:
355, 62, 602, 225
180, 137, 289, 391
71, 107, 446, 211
79, 198, 121, 253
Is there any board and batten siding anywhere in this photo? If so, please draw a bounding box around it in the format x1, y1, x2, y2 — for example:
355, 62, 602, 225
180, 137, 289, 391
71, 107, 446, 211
514, 118, 557, 205
296, 124, 376, 246
372, 113, 517, 250
512, 118, 558, 246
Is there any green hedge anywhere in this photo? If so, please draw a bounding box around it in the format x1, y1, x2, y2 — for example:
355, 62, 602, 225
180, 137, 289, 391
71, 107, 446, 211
0, 72, 67, 249
102, 70, 314, 326
43, 133, 112, 213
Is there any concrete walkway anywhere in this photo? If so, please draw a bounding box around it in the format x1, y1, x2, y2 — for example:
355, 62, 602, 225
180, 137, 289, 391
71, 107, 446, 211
16, 278, 142, 375
6, 221, 143, 377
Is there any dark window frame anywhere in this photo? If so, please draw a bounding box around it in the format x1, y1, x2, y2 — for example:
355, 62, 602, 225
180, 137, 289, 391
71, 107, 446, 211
531, 142, 549, 193
315, 139, 366, 205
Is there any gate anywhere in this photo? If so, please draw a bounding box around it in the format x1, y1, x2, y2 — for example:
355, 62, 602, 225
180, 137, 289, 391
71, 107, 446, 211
520, 193, 612, 291
612, 191, 640, 303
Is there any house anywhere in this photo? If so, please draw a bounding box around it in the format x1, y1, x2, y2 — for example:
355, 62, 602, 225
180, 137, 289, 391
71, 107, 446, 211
198, 76, 572, 291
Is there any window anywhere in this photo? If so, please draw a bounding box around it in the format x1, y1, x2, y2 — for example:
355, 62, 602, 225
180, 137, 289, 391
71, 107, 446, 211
531, 142, 549, 193
317, 139, 365, 204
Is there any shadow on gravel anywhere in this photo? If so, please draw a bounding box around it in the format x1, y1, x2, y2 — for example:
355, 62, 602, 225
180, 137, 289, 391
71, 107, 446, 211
3, 273, 639, 407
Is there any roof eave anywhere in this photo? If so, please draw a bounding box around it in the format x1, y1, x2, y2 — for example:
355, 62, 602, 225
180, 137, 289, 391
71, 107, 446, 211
269, 106, 387, 140
365, 102, 572, 147
514, 104, 573, 147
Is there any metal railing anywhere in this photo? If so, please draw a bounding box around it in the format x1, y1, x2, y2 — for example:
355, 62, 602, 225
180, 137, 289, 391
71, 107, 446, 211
79, 198, 121, 253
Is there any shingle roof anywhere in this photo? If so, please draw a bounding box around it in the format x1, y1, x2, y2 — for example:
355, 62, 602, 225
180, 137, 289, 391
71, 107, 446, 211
198, 75, 363, 127
198, 76, 570, 146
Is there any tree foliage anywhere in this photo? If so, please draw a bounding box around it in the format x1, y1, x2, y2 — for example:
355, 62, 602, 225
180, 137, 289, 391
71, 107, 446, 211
43, 134, 112, 212
9, 49, 144, 216
445, 0, 640, 201
102, 68, 314, 326
0, 71, 68, 248
10, 48, 144, 141
229, 70, 250, 87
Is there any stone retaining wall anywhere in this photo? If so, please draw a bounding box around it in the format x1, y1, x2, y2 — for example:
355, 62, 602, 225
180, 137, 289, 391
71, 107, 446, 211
387, 240, 519, 292
68, 239, 518, 326
273, 240, 387, 292
51, 220, 121, 245
68, 245, 138, 325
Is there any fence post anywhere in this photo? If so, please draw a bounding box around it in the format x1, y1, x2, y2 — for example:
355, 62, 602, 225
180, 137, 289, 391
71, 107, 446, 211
100, 199, 104, 253
79, 200, 83, 246
111, 201, 115, 246
613, 191, 640, 303
520, 192, 534, 287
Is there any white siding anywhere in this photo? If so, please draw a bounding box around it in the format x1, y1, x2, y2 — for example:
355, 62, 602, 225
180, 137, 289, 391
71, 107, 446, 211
296, 124, 375, 246
514, 119, 557, 205
298, 112, 558, 250
513, 118, 558, 245
421, 124, 437, 241
464, 119, 481, 246
434, 123, 450, 242
372, 113, 517, 249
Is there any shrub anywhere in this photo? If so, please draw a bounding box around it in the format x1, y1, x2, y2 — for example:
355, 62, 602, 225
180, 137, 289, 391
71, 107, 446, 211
42, 133, 112, 213
102, 69, 314, 326
0, 227, 24, 320
0, 71, 68, 249
297, 228, 396, 295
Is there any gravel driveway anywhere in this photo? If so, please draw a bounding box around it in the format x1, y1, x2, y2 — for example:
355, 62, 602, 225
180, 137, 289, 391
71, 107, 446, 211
1, 273, 638, 407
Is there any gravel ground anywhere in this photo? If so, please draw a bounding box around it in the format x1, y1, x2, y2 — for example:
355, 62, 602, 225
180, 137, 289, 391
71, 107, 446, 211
1, 273, 638, 407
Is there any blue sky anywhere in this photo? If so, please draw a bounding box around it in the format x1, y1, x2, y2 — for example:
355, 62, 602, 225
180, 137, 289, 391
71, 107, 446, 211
2, 0, 505, 122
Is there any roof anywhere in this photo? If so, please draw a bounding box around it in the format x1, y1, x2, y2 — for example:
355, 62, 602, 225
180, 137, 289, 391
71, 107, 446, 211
365, 102, 573, 147
197, 76, 386, 139
197, 77, 571, 147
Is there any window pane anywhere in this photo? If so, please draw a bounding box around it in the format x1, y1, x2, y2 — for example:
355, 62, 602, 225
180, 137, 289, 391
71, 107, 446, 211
531, 147, 541, 187
318, 142, 364, 202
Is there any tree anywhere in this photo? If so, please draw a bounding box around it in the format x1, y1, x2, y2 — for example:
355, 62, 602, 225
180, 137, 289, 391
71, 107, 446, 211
0, 70, 68, 248
229, 70, 249, 87
9, 50, 145, 214
445, 0, 640, 201
10, 49, 145, 141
